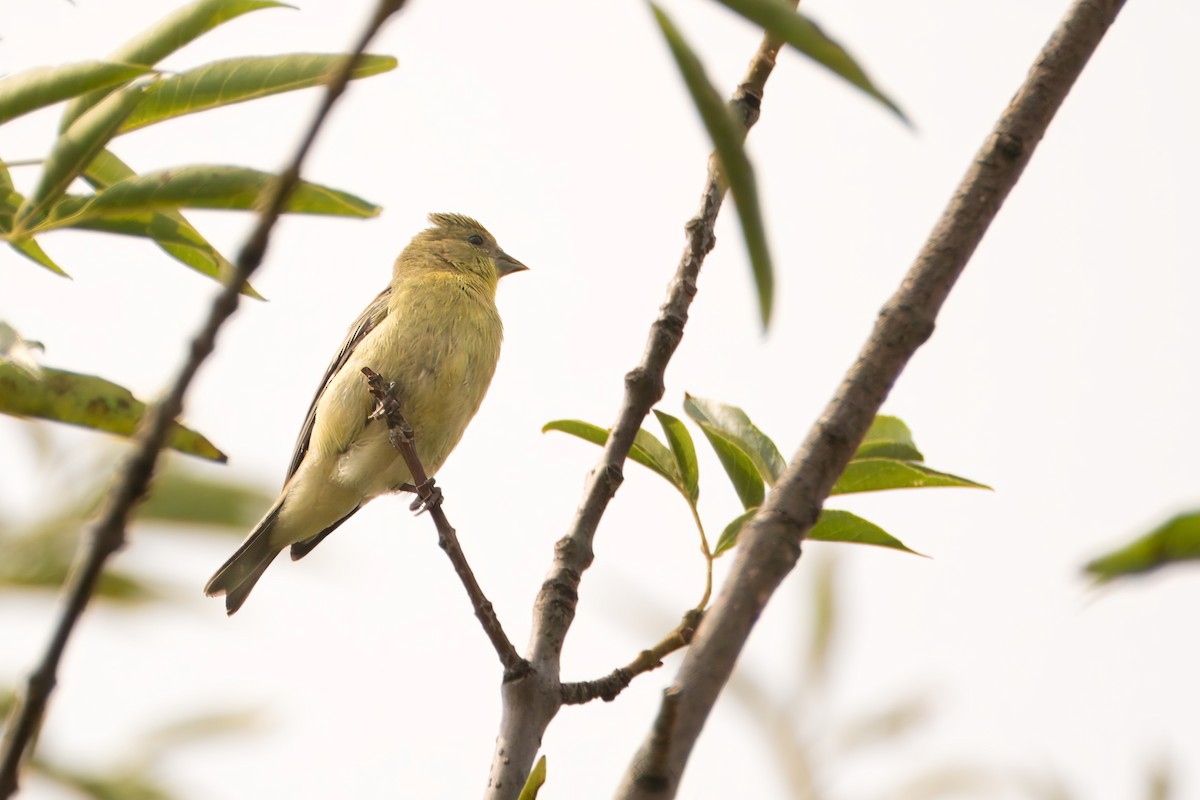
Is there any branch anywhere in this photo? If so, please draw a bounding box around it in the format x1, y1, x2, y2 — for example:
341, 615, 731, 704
484, 14, 797, 798
560, 609, 702, 706
0, 4, 407, 795
361, 368, 525, 676
614, 0, 1128, 796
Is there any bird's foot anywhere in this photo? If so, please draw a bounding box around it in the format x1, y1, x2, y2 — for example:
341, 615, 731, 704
408, 478, 443, 515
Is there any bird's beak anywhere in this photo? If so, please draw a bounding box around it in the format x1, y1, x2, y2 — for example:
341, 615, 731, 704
495, 251, 529, 277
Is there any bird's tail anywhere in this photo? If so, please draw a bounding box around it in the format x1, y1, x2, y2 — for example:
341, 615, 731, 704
204, 503, 286, 616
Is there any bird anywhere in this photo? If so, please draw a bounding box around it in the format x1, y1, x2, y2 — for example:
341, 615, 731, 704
205, 212, 527, 615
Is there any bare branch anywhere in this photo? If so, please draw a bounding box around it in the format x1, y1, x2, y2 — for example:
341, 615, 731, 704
614, 1, 1128, 796
361, 367, 526, 676
483, 12, 798, 798
0, 4, 407, 795
560, 609, 702, 706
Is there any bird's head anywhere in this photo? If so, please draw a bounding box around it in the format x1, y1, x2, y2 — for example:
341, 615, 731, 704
401, 212, 529, 285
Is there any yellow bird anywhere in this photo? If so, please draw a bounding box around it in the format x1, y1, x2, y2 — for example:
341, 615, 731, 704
205, 213, 527, 614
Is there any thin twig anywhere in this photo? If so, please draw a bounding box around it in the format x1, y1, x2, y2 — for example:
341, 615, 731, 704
361, 367, 525, 675
614, 1, 1128, 796
484, 13, 797, 798
560, 609, 702, 705
0, 4, 406, 795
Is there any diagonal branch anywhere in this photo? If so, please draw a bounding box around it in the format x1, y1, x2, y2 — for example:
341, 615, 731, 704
0, 3, 407, 796
613, 0, 1128, 796
361, 367, 525, 676
483, 10, 800, 799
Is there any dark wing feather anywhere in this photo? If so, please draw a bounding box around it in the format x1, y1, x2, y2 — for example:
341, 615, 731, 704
284, 287, 392, 482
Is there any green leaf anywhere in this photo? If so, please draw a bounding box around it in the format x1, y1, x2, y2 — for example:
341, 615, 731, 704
83, 150, 257, 296
119, 53, 398, 133
39, 166, 380, 227
0, 533, 153, 602
696, 422, 764, 510
137, 471, 271, 532
711, 0, 908, 123
716, 508, 924, 557
650, 3, 774, 327
854, 415, 924, 461
517, 755, 547, 800
61, 0, 290, 129
0, 61, 150, 126
831, 458, 988, 495
654, 409, 699, 503
683, 393, 786, 484
1084, 512, 1200, 582
0, 364, 226, 461
14, 84, 147, 233
8, 238, 69, 276
808, 509, 923, 555
542, 418, 686, 494
714, 507, 756, 557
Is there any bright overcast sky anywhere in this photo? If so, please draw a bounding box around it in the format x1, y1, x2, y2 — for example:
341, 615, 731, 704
2, 1, 1198, 798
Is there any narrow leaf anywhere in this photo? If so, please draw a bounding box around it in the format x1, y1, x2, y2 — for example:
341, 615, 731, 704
684, 393, 786, 484
41, 165, 379, 225
0, 61, 150, 126
808, 509, 923, 555
517, 756, 547, 800
15, 84, 146, 233
854, 414, 924, 461
654, 409, 699, 503
542, 419, 685, 493
0, 364, 226, 461
8, 238, 68, 276
1084, 512, 1200, 582
714, 507, 757, 557
712, 0, 908, 123
137, 471, 271, 531
120, 53, 398, 133
61, 0, 289, 128
696, 421, 764, 510
83, 150, 257, 296
832, 458, 988, 495
651, 4, 774, 327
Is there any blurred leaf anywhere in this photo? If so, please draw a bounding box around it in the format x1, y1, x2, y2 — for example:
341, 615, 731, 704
0, 532, 153, 602
1146, 758, 1171, 800
138, 470, 271, 532
38, 165, 379, 228
650, 4, 774, 327
854, 414, 924, 461
8, 236, 69, 275
1085, 512, 1200, 582
654, 409, 699, 503
711, 0, 908, 123
809, 509, 923, 555
836, 694, 931, 753
0, 61, 150, 126
83, 150, 256, 296
0, 364, 226, 461
137, 709, 261, 763
684, 394, 786, 484
32, 761, 172, 800
120, 53, 397, 133
832, 458, 988, 495
517, 755, 547, 800
13, 84, 146, 233
808, 551, 837, 683
542, 418, 688, 495
0, 321, 44, 376
61, 0, 290, 128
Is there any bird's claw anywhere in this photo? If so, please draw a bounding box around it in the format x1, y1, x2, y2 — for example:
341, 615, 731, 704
408, 479, 443, 515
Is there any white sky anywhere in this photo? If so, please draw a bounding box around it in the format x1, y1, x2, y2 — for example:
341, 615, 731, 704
2, 0, 1199, 798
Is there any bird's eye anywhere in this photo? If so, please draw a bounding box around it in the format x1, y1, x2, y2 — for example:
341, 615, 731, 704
467, 234, 484, 246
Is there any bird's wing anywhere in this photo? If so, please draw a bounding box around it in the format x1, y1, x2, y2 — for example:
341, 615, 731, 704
284, 287, 392, 482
